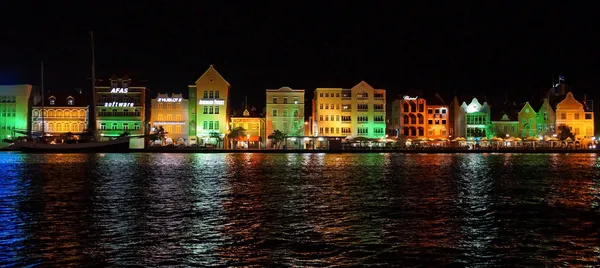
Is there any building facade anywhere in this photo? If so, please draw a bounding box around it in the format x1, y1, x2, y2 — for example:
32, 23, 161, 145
150, 93, 188, 145
31, 93, 88, 136
518, 102, 537, 138
491, 113, 519, 138
230, 107, 266, 149
536, 98, 556, 136
0, 85, 33, 146
555, 92, 594, 139
392, 95, 426, 137
313, 81, 386, 139
188, 65, 230, 147
266, 86, 305, 145
449, 96, 466, 138
426, 104, 449, 139
95, 77, 147, 148
461, 98, 491, 139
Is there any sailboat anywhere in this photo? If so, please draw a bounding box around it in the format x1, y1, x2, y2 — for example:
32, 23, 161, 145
18, 32, 130, 153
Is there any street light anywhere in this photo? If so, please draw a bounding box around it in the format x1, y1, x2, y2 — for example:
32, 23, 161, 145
506, 134, 509, 138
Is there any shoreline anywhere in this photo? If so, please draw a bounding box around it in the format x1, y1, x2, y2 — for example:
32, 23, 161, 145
1, 148, 598, 154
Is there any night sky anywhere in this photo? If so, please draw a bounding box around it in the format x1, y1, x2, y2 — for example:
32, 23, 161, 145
1, 2, 599, 108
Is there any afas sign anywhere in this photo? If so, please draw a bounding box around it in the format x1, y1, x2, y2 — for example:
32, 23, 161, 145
110, 88, 129, 93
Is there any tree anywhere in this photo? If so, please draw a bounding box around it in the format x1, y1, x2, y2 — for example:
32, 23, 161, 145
268, 129, 287, 148
209, 131, 223, 148
228, 127, 246, 149
557, 124, 575, 140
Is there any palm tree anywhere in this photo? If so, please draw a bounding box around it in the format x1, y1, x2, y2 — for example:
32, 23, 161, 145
209, 131, 223, 148
228, 127, 246, 149
268, 129, 287, 148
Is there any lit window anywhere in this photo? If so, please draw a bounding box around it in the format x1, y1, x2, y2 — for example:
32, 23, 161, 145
67, 98, 74, 105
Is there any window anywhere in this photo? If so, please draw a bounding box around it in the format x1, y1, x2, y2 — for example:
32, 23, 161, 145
374, 116, 384, 122
374, 104, 383, 110
325, 104, 329, 109
403, 103, 409, 113
175, 125, 181, 133
342, 116, 351, 122
442, 120, 446, 125
167, 114, 173, 121
357, 116, 368, 122
203, 91, 208, 98
441, 108, 447, 114
320, 104, 323, 109
209, 106, 214, 114
273, 97, 278, 104
176, 114, 181, 121
561, 113, 566, 120
526, 108, 530, 113
294, 97, 299, 104
435, 109, 440, 114
215, 106, 220, 114
357, 104, 368, 110
112, 123, 118, 130
428, 119, 433, 124
357, 128, 368, 134
134, 123, 140, 130
123, 123, 129, 130
404, 115, 409, 124
209, 91, 214, 98
585, 113, 592, 120
575, 113, 580, 120
293, 109, 299, 117
374, 93, 384, 99
215, 91, 219, 99
167, 103, 172, 110
336, 115, 339, 121
283, 109, 288, 117
319, 93, 323, 97
336, 104, 340, 110
203, 121, 208, 129
203, 106, 208, 114
319, 115, 323, 121
272, 109, 278, 116
325, 115, 329, 121
428, 108, 433, 114
215, 121, 219, 130
209, 121, 214, 129
100, 123, 106, 130
342, 104, 350, 110
158, 114, 164, 120
67, 98, 74, 105
49, 98, 55, 105
419, 103, 424, 112
336, 93, 340, 97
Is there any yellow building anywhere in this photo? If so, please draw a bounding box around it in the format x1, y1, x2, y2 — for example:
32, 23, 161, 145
266, 86, 305, 146
230, 107, 266, 149
32, 93, 89, 136
188, 65, 230, 147
150, 93, 188, 145
426, 104, 449, 139
313, 81, 386, 139
555, 92, 594, 139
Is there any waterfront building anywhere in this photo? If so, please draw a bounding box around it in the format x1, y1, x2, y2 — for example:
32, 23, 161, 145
313, 81, 386, 139
555, 92, 594, 139
391, 95, 426, 138
536, 98, 556, 136
95, 76, 147, 149
449, 96, 466, 138
425, 94, 449, 139
461, 98, 491, 139
230, 106, 266, 149
150, 93, 188, 145
491, 113, 519, 138
0, 85, 33, 146
188, 65, 230, 147
31, 91, 88, 136
266, 86, 305, 146
518, 102, 537, 138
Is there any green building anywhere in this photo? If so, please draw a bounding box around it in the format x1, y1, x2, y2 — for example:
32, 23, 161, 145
0, 85, 34, 147
460, 98, 491, 139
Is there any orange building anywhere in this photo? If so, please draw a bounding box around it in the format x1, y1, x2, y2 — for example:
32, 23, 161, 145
555, 92, 594, 139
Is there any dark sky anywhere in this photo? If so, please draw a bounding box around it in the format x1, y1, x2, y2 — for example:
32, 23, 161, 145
1, 2, 599, 108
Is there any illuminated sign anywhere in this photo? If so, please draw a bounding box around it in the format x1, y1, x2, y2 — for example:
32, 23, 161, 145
157, 97, 182, 102
153, 121, 185, 125
104, 102, 134, 107
403, 96, 418, 101
110, 88, 129, 93
198, 99, 225, 105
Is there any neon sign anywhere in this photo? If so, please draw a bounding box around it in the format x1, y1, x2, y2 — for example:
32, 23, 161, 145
198, 99, 225, 105
104, 102, 134, 107
158, 97, 182, 102
110, 88, 129, 93
403, 96, 418, 101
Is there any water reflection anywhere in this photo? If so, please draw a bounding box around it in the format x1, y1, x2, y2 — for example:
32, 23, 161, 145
0, 152, 598, 266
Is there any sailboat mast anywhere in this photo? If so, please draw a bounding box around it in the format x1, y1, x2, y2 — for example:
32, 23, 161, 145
90, 31, 97, 132
41, 61, 45, 137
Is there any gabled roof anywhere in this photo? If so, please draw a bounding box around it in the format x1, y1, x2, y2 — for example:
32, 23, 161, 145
518, 102, 537, 115
556, 92, 583, 110
33, 90, 88, 107
231, 106, 264, 118
194, 65, 231, 87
